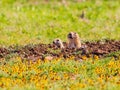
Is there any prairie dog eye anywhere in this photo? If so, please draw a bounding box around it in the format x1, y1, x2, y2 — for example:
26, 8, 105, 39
56, 39, 59, 42
74, 32, 78, 35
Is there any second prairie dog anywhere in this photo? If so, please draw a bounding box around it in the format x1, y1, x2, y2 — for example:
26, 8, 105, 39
53, 38, 64, 49
67, 32, 81, 49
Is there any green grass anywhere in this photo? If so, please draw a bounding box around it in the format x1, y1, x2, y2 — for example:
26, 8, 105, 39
0, 0, 120, 46
0, 0, 120, 90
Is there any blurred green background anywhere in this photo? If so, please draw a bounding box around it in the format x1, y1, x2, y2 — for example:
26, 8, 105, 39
0, 0, 120, 46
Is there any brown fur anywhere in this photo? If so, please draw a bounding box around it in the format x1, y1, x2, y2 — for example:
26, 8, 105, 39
67, 32, 81, 49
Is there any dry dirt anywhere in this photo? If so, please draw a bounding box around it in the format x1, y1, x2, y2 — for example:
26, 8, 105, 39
0, 40, 120, 61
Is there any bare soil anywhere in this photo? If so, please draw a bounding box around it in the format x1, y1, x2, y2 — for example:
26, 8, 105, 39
0, 40, 120, 61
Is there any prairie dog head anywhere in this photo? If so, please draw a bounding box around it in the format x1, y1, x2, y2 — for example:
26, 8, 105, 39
67, 32, 80, 39
53, 38, 64, 49
67, 32, 75, 40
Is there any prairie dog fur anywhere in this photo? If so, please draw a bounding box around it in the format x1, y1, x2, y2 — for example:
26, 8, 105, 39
53, 38, 64, 49
67, 32, 81, 49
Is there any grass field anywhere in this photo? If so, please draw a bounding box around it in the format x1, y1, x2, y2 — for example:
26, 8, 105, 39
0, 0, 120, 46
0, 0, 120, 90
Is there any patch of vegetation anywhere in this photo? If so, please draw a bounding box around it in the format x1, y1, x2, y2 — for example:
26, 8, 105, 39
0, 57, 120, 90
0, 0, 120, 46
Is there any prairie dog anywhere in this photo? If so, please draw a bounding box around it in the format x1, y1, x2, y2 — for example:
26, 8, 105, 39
67, 32, 76, 49
53, 38, 64, 49
67, 32, 81, 49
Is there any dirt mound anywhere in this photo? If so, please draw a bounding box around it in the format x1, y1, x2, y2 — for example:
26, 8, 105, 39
86, 40, 120, 54
0, 47, 9, 58
0, 40, 120, 60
